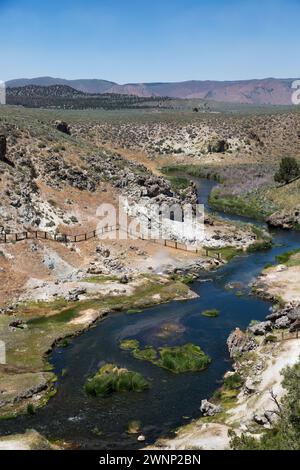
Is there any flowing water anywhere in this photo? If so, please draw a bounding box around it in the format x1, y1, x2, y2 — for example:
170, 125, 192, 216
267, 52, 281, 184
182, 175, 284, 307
1, 179, 300, 449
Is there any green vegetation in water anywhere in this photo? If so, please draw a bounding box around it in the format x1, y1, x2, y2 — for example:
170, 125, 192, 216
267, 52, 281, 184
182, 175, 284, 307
230, 361, 300, 450
166, 175, 189, 191
120, 340, 211, 373
127, 420, 141, 434
201, 309, 220, 318
161, 165, 222, 183
84, 364, 149, 397
119, 339, 140, 351
157, 344, 211, 373
26, 404, 35, 416
133, 346, 158, 362
126, 309, 143, 315
209, 190, 267, 220
205, 246, 242, 262
275, 248, 300, 266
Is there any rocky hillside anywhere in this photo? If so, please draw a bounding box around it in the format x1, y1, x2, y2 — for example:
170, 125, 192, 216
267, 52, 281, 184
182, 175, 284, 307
6, 77, 298, 105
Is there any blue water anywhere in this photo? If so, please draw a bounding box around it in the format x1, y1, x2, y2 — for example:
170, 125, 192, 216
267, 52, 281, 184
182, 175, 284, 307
0, 179, 299, 449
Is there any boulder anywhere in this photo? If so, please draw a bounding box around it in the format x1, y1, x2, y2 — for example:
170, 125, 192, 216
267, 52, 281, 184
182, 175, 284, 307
267, 208, 300, 230
287, 308, 300, 322
119, 274, 129, 284
200, 399, 222, 417
55, 120, 71, 135
66, 288, 87, 302
227, 328, 258, 358
290, 319, 300, 333
274, 315, 291, 329
244, 378, 257, 394
248, 321, 272, 336
96, 246, 110, 258
9, 319, 25, 329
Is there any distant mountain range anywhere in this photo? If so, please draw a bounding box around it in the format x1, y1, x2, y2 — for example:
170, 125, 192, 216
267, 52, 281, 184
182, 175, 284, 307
6, 84, 169, 110
5, 76, 297, 105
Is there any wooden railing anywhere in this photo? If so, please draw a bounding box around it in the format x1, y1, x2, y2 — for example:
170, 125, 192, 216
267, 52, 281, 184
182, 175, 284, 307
0, 224, 222, 259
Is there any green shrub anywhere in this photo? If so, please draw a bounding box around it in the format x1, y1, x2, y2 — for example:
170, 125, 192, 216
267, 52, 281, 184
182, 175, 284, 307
27, 403, 35, 415
274, 157, 300, 184
223, 373, 244, 390
265, 334, 277, 343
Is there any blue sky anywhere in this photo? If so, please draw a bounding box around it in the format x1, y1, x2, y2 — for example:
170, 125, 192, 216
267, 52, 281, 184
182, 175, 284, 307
0, 0, 299, 82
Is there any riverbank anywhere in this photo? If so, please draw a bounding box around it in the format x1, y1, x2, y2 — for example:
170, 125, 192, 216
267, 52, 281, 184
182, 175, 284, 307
147, 324, 300, 450
0, 274, 197, 420
147, 249, 300, 451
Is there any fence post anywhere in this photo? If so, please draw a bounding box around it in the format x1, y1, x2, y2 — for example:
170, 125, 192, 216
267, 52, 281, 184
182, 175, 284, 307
281, 331, 284, 341
4, 233, 6, 243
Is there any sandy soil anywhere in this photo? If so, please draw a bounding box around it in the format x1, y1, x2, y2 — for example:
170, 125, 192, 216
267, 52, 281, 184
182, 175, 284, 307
255, 264, 300, 303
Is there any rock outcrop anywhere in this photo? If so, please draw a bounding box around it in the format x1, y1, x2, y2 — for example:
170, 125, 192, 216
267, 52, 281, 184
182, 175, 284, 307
227, 328, 258, 358
248, 321, 272, 336
267, 208, 300, 230
200, 399, 222, 417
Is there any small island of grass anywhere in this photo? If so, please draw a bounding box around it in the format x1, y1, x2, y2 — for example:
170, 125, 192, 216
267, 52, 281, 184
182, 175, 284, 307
157, 344, 211, 373
120, 340, 211, 374
201, 309, 220, 318
84, 364, 149, 397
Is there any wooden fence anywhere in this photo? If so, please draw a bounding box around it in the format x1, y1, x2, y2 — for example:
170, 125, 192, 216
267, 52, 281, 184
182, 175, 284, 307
0, 224, 222, 259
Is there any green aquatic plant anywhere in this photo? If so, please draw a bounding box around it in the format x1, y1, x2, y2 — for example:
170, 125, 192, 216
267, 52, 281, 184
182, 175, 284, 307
126, 309, 143, 314
119, 339, 140, 350
133, 346, 157, 362
157, 344, 211, 373
120, 339, 211, 374
84, 364, 149, 397
201, 309, 220, 318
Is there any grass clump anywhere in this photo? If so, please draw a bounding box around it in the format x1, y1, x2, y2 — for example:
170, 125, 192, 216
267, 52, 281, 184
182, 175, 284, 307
169, 274, 194, 285
84, 364, 149, 397
126, 309, 143, 315
119, 339, 140, 351
133, 346, 158, 362
223, 373, 244, 390
275, 249, 300, 266
201, 309, 220, 318
26, 404, 35, 416
120, 340, 210, 373
157, 344, 211, 373
127, 420, 141, 434
265, 334, 277, 343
